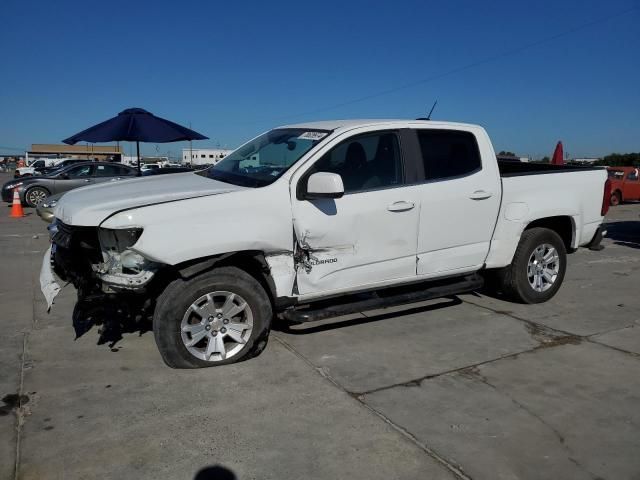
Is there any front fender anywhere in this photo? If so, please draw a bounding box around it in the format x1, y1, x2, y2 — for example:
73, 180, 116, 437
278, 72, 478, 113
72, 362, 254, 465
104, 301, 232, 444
100, 182, 294, 266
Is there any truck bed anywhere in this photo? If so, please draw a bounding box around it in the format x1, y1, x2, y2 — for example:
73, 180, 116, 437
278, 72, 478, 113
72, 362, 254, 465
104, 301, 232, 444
498, 160, 602, 177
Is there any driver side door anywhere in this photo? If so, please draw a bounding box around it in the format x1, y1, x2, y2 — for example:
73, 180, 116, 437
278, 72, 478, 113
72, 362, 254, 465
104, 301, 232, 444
53, 164, 95, 194
291, 130, 421, 298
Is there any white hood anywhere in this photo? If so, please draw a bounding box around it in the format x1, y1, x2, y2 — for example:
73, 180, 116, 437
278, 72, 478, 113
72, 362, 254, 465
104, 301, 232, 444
55, 172, 246, 226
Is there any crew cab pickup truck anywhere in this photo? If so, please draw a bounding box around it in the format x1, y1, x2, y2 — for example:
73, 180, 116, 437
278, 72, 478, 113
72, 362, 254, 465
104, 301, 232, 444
42, 119, 610, 368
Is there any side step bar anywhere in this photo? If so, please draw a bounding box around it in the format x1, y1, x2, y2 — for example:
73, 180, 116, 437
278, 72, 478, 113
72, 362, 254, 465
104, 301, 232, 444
282, 274, 484, 323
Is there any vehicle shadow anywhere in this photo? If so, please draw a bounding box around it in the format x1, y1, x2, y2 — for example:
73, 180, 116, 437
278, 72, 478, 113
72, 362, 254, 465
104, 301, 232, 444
194, 465, 237, 480
72, 294, 154, 349
605, 220, 640, 249
273, 296, 462, 335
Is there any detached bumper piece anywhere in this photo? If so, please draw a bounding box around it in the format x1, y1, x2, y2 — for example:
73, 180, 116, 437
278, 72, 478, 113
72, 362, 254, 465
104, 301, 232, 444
587, 225, 606, 251
99, 269, 155, 291
40, 246, 61, 311
283, 274, 484, 323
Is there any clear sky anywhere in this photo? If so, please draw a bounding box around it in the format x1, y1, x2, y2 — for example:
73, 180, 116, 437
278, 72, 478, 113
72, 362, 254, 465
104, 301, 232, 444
1, 0, 638, 159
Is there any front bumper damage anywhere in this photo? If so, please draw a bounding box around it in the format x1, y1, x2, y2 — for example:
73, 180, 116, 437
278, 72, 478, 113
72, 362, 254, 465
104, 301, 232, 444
45, 220, 159, 302
40, 245, 61, 310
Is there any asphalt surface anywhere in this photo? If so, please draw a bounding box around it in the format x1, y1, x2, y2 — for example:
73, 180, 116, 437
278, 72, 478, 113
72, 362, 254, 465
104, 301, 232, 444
1, 172, 639, 480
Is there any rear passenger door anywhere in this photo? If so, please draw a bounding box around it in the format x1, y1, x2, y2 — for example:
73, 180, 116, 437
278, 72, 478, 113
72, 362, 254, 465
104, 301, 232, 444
411, 128, 501, 277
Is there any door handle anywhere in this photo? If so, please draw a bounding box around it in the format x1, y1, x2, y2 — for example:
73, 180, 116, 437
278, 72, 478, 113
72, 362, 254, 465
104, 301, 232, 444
469, 190, 492, 200
83, 179, 92, 182
387, 201, 415, 212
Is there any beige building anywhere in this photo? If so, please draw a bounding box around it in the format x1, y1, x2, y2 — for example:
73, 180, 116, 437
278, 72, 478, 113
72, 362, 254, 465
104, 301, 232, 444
27, 144, 123, 162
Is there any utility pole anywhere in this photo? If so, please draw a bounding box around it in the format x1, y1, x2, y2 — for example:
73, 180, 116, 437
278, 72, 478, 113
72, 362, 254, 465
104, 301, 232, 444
189, 122, 193, 167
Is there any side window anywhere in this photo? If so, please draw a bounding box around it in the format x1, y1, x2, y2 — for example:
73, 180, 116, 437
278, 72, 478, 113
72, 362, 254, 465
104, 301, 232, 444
118, 165, 136, 176
416, 130, 481, 181
95, 165, 118, 177
67, 165, 93, 177
309, 132, 403, 193
96, 164, 135, 177
626, 170, 638, 181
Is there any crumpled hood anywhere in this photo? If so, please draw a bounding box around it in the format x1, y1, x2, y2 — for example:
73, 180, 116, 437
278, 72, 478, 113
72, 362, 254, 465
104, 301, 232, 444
55, 172, 246, 226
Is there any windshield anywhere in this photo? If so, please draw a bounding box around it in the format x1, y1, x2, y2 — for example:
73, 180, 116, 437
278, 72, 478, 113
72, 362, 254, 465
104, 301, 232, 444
200, 128, 330, 187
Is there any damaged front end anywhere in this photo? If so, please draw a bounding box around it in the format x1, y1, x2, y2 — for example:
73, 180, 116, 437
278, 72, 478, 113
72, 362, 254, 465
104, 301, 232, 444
94, 227, 158, 291
50, 220, 160, 295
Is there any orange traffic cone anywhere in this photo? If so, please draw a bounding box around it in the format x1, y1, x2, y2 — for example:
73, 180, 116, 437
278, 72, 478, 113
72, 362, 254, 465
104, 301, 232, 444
10, 189, 25, 218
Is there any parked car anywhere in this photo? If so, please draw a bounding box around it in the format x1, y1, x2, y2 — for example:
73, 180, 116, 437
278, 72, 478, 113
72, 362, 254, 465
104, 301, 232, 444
140, 163, 160, 172
39, 158, 90, 176
36, 192, 64, 223
14, 158, 88, 178
607, 166, 640, 205
43, 119, 609, 368
2, 161, 137, 207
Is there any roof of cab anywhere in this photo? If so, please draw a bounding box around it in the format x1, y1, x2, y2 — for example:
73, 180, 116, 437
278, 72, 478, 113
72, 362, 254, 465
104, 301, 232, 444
280, 119, 480, 132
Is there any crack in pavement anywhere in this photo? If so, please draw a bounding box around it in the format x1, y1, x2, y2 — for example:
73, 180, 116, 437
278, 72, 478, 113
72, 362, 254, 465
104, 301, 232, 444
461, 297, 640, 360
13, 234, 39, 480
273, 334, 474, 480
460, 366, 602, 480
13, 333, 28, 480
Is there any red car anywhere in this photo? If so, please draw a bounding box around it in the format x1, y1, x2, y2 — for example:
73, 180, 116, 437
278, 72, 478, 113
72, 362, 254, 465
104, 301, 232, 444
607, 167, 640, 205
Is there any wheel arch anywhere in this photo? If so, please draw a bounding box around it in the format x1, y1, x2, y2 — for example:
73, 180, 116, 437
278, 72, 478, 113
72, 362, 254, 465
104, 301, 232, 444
169, 251, 282, 309
524, 215, 574, 251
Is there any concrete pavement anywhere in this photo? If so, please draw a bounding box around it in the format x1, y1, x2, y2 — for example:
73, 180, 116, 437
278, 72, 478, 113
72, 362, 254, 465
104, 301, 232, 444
1, 173, 639, 479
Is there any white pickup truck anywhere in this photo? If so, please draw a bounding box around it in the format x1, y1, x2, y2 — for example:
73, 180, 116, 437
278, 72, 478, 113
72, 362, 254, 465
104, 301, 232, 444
44, 119, 610, 368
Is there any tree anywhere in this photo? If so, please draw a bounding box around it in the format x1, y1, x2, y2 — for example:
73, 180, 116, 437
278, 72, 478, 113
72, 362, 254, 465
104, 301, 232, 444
595, 153, 640, 166
498, 151, 517, 157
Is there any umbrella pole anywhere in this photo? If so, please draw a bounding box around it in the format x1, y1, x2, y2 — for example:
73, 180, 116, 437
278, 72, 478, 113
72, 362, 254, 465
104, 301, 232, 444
136, 141, 141, 176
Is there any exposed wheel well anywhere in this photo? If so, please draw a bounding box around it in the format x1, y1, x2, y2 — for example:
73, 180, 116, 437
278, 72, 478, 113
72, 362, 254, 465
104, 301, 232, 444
171, 251, 279, 307
524, 216, 574, 251
613, 189, 622, 199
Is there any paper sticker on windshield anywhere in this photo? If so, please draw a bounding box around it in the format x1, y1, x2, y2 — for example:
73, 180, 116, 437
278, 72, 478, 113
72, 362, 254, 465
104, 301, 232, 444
298, 131, 327, 141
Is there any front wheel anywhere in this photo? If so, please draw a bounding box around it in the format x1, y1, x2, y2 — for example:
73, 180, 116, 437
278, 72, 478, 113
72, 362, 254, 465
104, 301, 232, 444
153, 266, 273, 368
25, 186, 49, 207
498, 227, 567, 304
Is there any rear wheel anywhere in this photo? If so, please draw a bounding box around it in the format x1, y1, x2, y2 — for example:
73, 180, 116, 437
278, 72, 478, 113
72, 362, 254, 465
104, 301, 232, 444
24, 186, 49, 207
498, 227, 567, 304
610, 191, 621, 206
153, 266, 272, 368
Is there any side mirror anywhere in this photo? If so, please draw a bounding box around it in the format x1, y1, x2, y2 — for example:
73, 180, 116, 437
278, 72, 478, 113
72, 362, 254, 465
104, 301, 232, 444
305, 172, 344, 199
60, 173, 70, 179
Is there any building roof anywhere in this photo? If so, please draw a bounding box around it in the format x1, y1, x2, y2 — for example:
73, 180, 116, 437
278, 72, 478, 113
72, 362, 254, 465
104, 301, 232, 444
29, 144, 123, 154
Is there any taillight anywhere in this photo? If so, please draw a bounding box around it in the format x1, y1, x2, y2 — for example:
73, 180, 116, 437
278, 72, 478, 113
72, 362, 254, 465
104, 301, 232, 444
601, 178, 611, 216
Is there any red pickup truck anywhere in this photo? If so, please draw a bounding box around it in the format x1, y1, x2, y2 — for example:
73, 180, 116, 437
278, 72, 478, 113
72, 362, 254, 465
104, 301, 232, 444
608, 167, 640, 205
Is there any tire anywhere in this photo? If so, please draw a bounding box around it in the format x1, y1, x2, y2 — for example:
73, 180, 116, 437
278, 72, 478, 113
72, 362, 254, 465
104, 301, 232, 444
498, 227, 567, 304
24, 186, 49, 207
153, 266, 273, 368
610, 191, 621, 206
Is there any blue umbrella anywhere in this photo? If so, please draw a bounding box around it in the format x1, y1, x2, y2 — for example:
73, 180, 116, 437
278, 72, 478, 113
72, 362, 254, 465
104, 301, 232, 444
63, 108, 208, 174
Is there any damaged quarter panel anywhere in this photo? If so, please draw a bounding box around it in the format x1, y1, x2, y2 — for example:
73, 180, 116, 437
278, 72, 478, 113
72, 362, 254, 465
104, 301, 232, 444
100, 181, 296, 295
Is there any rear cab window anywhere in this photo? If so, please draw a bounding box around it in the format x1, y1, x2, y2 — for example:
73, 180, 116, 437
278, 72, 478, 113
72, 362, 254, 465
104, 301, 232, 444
415, 129, 482, 181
